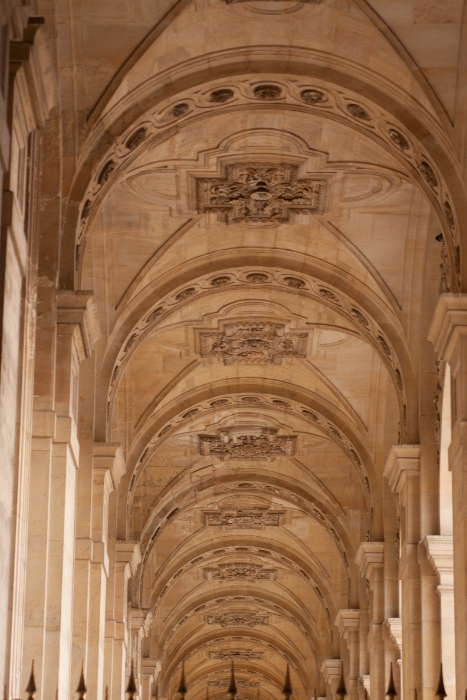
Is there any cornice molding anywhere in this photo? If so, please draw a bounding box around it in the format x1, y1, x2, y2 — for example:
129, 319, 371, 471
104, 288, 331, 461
384, 444, 421, 494
93, 442, 125, 491
355, 542, 384, 580
334, 609, 360, 641
428, 294, 467, 363
423, 535, 454, 587
321, 659, 341, 686
57, 291, 102, 362
384, 618, 402, 654
115, 541, 142, 575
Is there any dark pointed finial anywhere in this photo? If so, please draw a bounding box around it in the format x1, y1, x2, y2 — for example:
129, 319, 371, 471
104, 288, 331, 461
282, 665, 293, 700
227, 661, 237, 700
435, 665, 447, 700
336, 662, 347, 700
105, 687, 109, 700
386, 663, 397, 700
178, 662, 187, 700
206, 687, 209, 700
26, 661, 37, 700
76, 662, 87, 700
314, 690, 317, 700
126, 660, 138, 700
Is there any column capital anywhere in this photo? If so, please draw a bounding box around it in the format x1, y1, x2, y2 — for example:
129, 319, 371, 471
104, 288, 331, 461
355, 542, 384, 581
423, 535, 454, 587
359, 675, 370, 699
383, 618, 402, 654
320, 659, 341, 686
129, 608, 153, 636
428, 293, 467, 363
141, 658, 158, 673
56, 291, 101, 361
115, 541, 142, 576
93, 442, 125, 491
384, 444, 421, 494
334, 609, 360, 641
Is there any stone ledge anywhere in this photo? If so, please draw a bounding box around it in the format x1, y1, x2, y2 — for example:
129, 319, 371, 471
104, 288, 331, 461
321, 659, 341, 685
355, 542, 384, 580
383, 618, 402, 654
423, 535, 454, 587
335, 609, 360, 641
384, 445, 421, 494
428, 293, 467, 363
57, 291, 101, 361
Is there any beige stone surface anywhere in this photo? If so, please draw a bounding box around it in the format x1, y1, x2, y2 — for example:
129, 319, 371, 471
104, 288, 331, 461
2, 1, 467, 700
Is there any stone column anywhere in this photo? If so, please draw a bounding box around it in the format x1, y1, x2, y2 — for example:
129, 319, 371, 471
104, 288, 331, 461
335, 610, 360, 700
384, 446, 422, 700
428, 294, 467, 700
2, 20, 57, 697
383, 619, 402, 699
141, 659, 158, 700
358, 580, 370, 700
72, 443, 125, 700
23, 292, 100, 700
104, 541, 141, 700
321, 659, 341, 700
355, 543, 384, 700
128, 609, 153, 697
423, 536, 455, 700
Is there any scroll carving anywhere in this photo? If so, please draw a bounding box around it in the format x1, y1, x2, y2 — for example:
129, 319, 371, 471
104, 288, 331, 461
204, 563, 277, 582
196, 163, 326, 223
204, 506, 284, 528
208, 680, 260, 688
199, 322, 308, 365
209, 650, 263, 660
199, 428, 296, 460
207, 612, 269, 627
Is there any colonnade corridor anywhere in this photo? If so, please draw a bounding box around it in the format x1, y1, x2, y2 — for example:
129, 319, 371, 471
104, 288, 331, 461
0, 2, 466, 700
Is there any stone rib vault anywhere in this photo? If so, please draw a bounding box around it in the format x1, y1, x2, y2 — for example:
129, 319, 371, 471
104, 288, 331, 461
0, 2, 466, 700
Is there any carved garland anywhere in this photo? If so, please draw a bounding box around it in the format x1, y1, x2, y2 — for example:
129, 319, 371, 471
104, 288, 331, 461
77, 78, 459, 284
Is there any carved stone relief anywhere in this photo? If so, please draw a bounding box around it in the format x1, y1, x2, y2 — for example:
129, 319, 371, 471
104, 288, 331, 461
209, 650, 264, 660
208, 680, 260, 688
439, 240, 451, 293
203, 506, 284, 528
206, 612, 269, 627
196, 163, 326, 223
204, 563, 277, 582
199, 322, 308, 365
199, 428, 296, 460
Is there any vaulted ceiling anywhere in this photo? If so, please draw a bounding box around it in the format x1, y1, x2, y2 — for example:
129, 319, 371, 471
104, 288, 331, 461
52, 0, 467, 697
